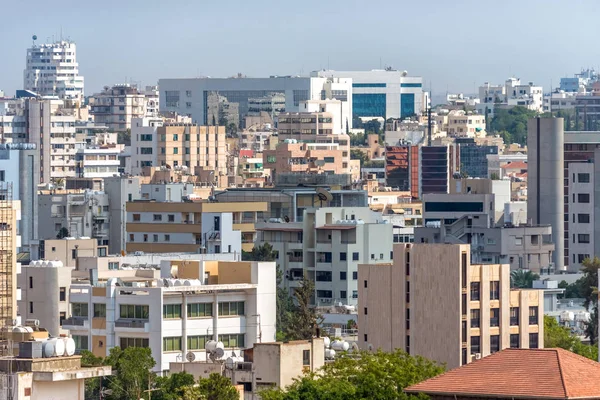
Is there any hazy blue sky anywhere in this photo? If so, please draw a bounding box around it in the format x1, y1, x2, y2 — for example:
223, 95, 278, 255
2, 0, 599, 97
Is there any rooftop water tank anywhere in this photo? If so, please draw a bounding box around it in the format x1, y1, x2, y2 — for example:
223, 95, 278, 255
43, 338, 66, 357
63, 338, 76, 356
325, 349, 336, 359
225, 356, 244, 370
331, 340, 349, 352
323, 337, 331, 348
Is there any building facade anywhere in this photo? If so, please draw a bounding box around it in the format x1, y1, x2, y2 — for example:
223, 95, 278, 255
359, 243, 544, 369
90, 84, 158, 131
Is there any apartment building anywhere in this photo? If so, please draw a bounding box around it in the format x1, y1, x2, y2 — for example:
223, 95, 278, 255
256, 207, 392, 306
63, 260, 276, 373
240, 130, 275, 152
0, 184, 20, 328
359, 243, 544, 369
385, 145, 419, 197
38, 238, 107, 267
126, 200, 267, 253
23, 40, 85, 102
456, 139, 498, 179
277, 111, 335, 138
104, 176, 142, 254
75, 147, 121, 178
446, 111, 486, 137
90, 84, 158, 131
478, 78, 543, 116
156, 124, 227, 176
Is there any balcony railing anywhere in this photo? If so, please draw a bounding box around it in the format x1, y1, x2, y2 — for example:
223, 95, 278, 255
62, 317, 87, 326
288, 256, 303, 262
115, 319, 147, 328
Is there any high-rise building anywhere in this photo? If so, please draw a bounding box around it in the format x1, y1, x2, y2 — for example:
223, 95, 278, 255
359, 243, 544, 369
23, 40, 84, 103
0, 183, 20, 328
527, 118, 564, 271
90, 84, 158, 132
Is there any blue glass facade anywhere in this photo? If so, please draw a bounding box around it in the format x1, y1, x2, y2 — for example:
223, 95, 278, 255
352, 83, 386, 88
353, 94, 386, 118
460, 145, 498, 178
401, 83, 422, 88
401, 93, 415, 118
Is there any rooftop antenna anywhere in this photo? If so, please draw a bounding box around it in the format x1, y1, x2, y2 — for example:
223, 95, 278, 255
32, 34, 37, 47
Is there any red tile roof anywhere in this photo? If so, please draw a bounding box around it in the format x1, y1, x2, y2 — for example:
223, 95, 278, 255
405, 348, 600, 399
501, 160, 528, 170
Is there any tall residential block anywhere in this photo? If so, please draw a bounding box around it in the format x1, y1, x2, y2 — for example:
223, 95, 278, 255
0, 183, 20, 327
359, 243, 544, 369
527, 118, 564, 271
90, 84, 158, 131
24, 40, 85, 103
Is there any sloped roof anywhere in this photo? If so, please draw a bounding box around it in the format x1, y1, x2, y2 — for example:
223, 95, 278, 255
501, 160, 528, 170
405, 348, 600, 399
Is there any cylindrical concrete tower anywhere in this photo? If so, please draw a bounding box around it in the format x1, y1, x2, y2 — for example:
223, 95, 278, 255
527, 117, 564, 271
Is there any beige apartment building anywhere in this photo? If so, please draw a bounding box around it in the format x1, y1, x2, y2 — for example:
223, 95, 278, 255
277, 112, 335, 138
358, 243, 543, 369
156, 124, 227, 177
263, 141, 346, 178
0, 186, 20, 328
90, 84, 158, 131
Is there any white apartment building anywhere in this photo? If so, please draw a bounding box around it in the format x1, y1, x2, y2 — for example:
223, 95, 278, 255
478, 78, 543, 115
75, 147, 121, 178
446, 110, 486, 137
240, 130, 275, 152
130, 116, 164, 175
256, 207, 393, 306
90, 84, 158, 131
63, 260, 276, 373
543, 90, 578, 113
300, 98, 347, 135
23, 40, 85, 103
49, 115, 81, 180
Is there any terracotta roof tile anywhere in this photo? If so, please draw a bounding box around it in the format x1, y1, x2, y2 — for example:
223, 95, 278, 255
405, 348, 600, 399
501, 160, 528, 170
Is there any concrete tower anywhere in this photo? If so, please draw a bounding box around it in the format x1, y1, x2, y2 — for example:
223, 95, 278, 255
527, 118, 564, 271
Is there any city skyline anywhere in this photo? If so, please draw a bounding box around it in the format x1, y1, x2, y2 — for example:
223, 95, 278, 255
2, 0, 600, 97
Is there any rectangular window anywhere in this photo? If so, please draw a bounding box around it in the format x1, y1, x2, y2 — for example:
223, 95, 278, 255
163, 337, 182, 352
461, 253, 468, 288
132, 214, 141, 221
490, 335, 500, 353
29, 302, 33, 313
303, 349, 310, 366
578, 173, 590, 183
352, 252, 359, 261
340, 252, 347, 261
340, 290, 347, 299
317, 290, 333, 298
93, 303, 106, 318
490, 308, 500, 327
352, 271, 358, 280
529, 306, 538, 325
529, 333, 539, 349
470, 336, 480, 354
316, 271, 332, 282
490, 281, 500, 300
510, 307, 519, 326
73, 335, 89, 353
470, 309, 480, 328
163, 304, 182, 319
187, 302, 213, 318
153, 214, 162, 221
578, 234, 590, 243
578, 214, 591, 223
29, 276, 33, 289
108, 262, 119, 270
187, 335, 212, 350
578, 193, 590, 203
72, 303, 88, 317
120, 337, 149, 349
470, 282, 480, 301
510, 334, 520, 348
219, 334, 245, 348
218, 301, 245, 316
59, 287, 66, 302
339, 271, 347, 280
120, 304, 149, 319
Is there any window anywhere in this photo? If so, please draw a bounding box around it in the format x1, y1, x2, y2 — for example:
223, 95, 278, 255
578, 173, 590, 183
153, 214, 162, 221
163, 337, 182, 352
529, 306, 538, 325
340, 252, 347, 261
143, 234, 148, 242
340, 290, 347, 299
352, 271, 358, 280
303, 349, 310, 366
470, 309, 480, 328
510, 307, 519, 325
470, 282, 480, 301
509, 334, 520, 349
470, 336, 480, 354
219, 334, 245, 348
120, 337, 149, 349
187, 302, 213, 318
132, 214, 141, 221
490, 335, 500, 353
579, 254, 591, 263
316, 271, 332, 282
578, 193, 590, 203
317, 290, 333, 298
364, 334, 368, 342
163, 304, 182, 319
59, 287, 66, 302
578, 234, 590, 243
578, 214, 590, 223
29, 276, 33, 289
352, 290, 358, 299
461, 253, 467, 288
93, 303, 106, 318
72, 335, 88, 353
164, 234, 170, 242
339, 271, 347, 280
108, 262, 119, 270
187, 335, 212, 350
72, 249, 77, 259
364, 280, 368, 288
490, 308, 500, 327
490, 281, 500, 300
168, 214, 175, 222
153, 234, 158, 242
72, 303, 88, 317
529, 333, 539, 349
29, 301, 33, 313
120, 304, 149, 319
218, 301, 245, 316
352, 252, 359, 261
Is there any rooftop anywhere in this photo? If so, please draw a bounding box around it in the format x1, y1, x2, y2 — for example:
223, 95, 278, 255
501, 160, 528, 170
405, 348, 600, 399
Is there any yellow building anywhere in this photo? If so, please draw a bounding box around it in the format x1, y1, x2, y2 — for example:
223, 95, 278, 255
359, 243, 543, 369
157, 124, 227, 176
126, 201, 268, 253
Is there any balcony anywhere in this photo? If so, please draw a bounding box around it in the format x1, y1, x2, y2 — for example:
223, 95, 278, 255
62, 317, 88, 329
115, 319, 149, 332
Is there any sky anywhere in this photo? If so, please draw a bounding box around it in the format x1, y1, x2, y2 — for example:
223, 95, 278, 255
2, 0, 600, 97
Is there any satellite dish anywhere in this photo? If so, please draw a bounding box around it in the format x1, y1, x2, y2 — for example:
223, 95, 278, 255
214, 347, 225, 359
316, 187, 333, 203
186, 352, 196, 362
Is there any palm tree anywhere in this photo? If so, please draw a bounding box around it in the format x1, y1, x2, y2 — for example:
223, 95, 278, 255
510, 269, 540, 288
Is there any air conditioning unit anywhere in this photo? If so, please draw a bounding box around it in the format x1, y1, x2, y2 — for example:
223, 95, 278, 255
474, 353, 482, 360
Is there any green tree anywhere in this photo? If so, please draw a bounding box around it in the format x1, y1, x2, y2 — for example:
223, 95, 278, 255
260, 349, 445, 400
118, 128, 132, 146
104, 347, 156, 400
490, 106, 538, 145
350, 149, 369, 166
56, 227, 70, 239
153, 372, 196, 400
284, 277, 322, 340
558, 278, 585, 299
581, 257, 600, 344
81, 351, 104, 399
510, 270, 540, 288
544, 316, 598, 360
243, 242, 278, 261
363, 119, 381, 135
348, 131, 366, 146
197, 373, 239, 400
227, 123, 238, 137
